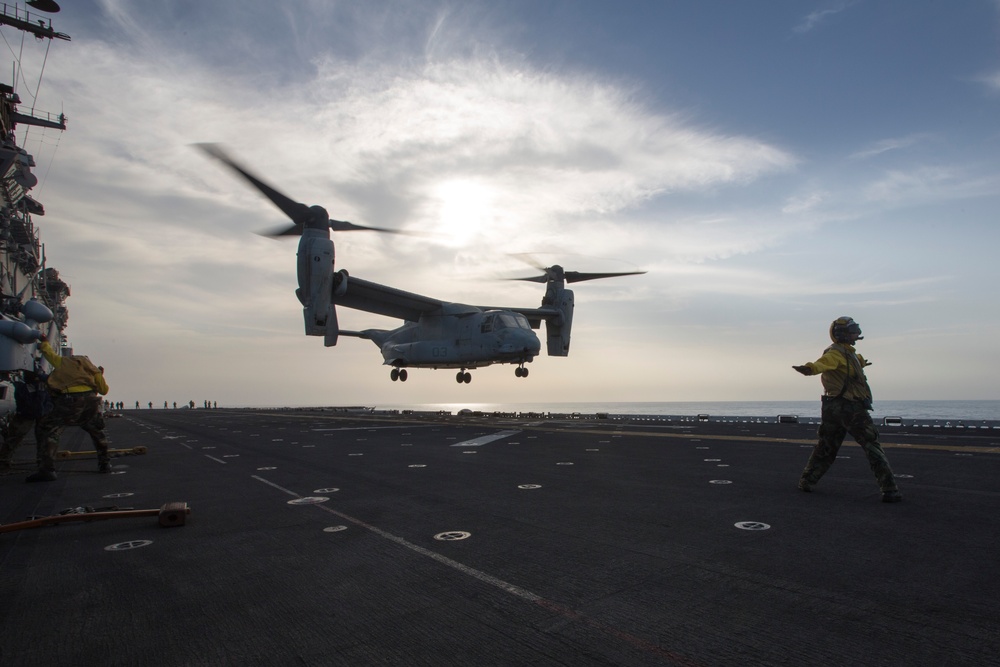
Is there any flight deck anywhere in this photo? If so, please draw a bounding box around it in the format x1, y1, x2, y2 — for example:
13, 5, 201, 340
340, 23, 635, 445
2, 408, 998, 666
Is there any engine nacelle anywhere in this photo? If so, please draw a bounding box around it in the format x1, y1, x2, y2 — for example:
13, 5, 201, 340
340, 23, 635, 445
545, 288, 574, 356
296, 230, 335, 337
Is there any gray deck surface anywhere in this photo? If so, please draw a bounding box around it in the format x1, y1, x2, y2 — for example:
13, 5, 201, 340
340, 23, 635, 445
2, 409, 998, 666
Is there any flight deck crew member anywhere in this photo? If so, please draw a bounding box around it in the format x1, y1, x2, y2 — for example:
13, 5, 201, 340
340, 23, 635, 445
0, 370, 51, 474
792, 316, 901, 503
26, 336, 111, 482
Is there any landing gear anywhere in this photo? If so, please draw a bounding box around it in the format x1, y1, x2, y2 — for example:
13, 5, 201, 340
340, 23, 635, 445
515, 365, 529, 378
390, 368, 408, 382
456, 370, 472, 384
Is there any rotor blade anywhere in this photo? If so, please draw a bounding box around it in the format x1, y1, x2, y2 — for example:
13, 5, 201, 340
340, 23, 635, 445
330, 219, 413, 234
195, 143, 311, 226
256, 223, 304, 238
257, 219, 419, 238
564, 270, 647, 283
508, 269, 646, 283
508, 253, 548, 272
199, 143, 419, 238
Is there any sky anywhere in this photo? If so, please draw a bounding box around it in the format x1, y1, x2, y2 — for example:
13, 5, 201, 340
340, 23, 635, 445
5, 0, 1000, 407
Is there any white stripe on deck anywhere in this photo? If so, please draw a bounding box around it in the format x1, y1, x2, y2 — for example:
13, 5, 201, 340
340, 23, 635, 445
449, 430, 521, 447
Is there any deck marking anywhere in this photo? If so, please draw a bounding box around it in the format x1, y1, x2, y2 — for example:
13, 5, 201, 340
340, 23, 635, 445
312, 425, 436, 432
449, 430, 520, 447
735, 521, 771, 531
250, 474, 702, 666
434, 531, 471, 541
105, 540, 153, 551
252, 475, 541, 600
526, 425, 1000, 454
204, 455, 228, 464
287, 496, 329, 505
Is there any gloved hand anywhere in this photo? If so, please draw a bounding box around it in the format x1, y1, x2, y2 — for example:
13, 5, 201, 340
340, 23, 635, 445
792, 365, 812, 376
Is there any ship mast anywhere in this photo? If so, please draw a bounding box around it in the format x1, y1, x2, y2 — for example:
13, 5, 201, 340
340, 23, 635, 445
0, 0, 69, 382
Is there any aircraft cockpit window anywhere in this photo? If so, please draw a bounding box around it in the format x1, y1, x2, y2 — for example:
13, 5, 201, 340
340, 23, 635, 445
498, 313, 530, 330
481, 314, 494, 333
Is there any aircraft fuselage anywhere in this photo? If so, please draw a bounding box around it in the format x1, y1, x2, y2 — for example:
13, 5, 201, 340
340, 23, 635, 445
373, 310, 540, 369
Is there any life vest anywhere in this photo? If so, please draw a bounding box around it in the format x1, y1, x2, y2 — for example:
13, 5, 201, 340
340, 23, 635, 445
46, 356, 105, 394
819, 343, 873, 402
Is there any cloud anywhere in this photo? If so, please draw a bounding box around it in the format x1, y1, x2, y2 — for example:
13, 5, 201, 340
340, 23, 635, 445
972, 70, 1000, 94
792, 2, 857, 34
650, 263, 948, 299
863, 166, 1000, 204
14, 3, 815, 406
37, 30, 798, 297
782, 191, 827, 214
849, 133, 934, 160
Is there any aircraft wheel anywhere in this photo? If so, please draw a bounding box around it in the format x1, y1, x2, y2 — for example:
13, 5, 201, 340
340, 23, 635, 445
461, 372, 472, 383
391, 368, 400, 382
399, 369, 408, 382
456, 371, 464, 383
521, 367, 529, 378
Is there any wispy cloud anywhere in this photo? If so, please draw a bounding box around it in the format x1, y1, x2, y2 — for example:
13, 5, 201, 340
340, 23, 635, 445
782, 191, 827, 214
792, 2, 858, 34
40, 34, 798, 299
849, 133, 933, 160
864, 166, 1000, 204
972, 70, 1000, 94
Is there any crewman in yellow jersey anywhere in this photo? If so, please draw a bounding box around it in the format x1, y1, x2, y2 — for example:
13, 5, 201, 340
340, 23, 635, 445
793, 316, 901, 503
26, 336, 111, 482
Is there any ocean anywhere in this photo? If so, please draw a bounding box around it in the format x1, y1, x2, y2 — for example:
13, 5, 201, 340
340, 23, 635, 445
372, 400, 1000, 422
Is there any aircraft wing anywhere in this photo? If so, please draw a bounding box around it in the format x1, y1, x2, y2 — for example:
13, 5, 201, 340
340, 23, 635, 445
480, 306, 562, 330
333, 275, 450, 322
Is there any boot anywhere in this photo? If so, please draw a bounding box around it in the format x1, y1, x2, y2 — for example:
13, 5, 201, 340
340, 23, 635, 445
26, 469, 57, 483
881, 490, 902, 503
98, 458, 112, 473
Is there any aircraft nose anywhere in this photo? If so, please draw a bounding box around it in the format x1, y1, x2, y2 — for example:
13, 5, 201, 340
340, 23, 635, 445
521, 329, 541, 354
499, 329, 540, 355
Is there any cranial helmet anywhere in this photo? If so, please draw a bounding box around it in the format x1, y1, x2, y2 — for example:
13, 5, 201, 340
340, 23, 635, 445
830, 316, 863, 343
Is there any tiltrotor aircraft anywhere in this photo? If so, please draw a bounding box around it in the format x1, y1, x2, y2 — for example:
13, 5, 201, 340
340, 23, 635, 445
198, 145, 643, 383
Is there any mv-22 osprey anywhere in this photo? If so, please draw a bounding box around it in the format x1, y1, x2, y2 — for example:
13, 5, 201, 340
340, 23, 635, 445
199, 145, 643, 384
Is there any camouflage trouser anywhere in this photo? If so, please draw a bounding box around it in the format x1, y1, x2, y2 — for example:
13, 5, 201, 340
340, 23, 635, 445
36, 392, 110, 471
800, 397, 898, 493
0, 413, 43, 466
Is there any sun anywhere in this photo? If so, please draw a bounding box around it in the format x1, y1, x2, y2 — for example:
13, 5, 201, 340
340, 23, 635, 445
429, 179, 494, 246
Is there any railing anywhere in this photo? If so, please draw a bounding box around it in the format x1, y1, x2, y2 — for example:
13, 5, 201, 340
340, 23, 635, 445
0, 3, 70, 41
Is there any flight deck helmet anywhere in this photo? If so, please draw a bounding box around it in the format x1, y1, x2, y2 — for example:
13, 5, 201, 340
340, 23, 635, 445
830, 316, 863, 343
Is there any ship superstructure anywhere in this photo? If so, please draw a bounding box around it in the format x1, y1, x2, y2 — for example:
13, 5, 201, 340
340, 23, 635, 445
0, 1, 70, 412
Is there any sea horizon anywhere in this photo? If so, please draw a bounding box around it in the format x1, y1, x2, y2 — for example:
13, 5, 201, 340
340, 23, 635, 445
258, 399, 1000, 422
